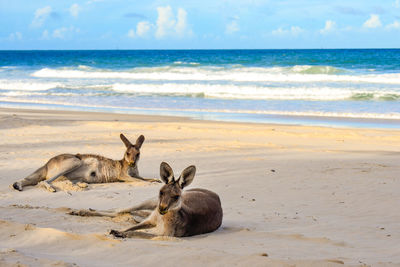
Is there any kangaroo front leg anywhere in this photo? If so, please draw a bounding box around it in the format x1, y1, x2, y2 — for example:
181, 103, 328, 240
122, 231, 158, 239
119, 175, 161, 183
110, 219, 156, 238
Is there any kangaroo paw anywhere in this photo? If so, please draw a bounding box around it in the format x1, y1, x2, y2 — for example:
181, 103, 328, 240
144, 178, 161, 183
138, 177, 161, 183
110, 229, 127, 238
68, 209, 82, 216
68, 209, 94, 216
76, 182, 88, 188
38, 181, 56, 193
11, 182, 23, 191
132, 215, 145, 223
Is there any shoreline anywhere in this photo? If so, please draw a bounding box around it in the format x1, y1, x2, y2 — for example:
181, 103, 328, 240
1, 104, 400, 130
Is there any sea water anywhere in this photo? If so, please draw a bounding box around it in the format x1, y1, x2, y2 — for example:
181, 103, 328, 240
0, 49, 399, 128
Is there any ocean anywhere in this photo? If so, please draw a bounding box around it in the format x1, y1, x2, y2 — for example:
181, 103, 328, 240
0, 49, 399, 128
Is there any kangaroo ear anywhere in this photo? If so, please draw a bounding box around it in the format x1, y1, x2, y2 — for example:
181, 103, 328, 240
160, 162, 174, 184
120, 133, 132, 148
135, 135, 145, 149
177, 165, 196, 189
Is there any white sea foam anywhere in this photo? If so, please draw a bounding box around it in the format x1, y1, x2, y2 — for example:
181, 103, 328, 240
0, 66, 18, 69
0, 80, 61, 91
1, 78, 398, 101
290, 65, 346, 74
77, 65, 94, 70
112, 83, 400, 101
173, 61, 200, 66
2, 91, 46, 97
1, 97, 399, 120
31, 66, 400, 85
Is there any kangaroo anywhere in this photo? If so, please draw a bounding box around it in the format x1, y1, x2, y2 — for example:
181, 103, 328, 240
11, 134, 159, 192
70, 162, 223, 238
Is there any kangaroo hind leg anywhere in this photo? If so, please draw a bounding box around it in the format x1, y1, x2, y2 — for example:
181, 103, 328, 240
69, 198, 157, 219
39, 155, 83, 192
68, 209, 120, 217
12, 165, 47, 191
12, 154, 83, 192
124, 198, 158, 212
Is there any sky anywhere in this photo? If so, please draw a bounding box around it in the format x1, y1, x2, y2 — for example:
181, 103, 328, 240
1, 0, 400, 49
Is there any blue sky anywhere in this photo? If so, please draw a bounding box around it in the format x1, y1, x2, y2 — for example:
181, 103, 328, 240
1, 0, 400, 49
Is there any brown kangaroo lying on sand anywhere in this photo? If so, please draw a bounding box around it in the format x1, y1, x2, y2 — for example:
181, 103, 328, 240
69, 162, 223, 238
12, 134, 159, 192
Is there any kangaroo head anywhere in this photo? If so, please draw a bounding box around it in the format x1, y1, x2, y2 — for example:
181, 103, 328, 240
120, 134, 144, 166
158, 162, 196, 215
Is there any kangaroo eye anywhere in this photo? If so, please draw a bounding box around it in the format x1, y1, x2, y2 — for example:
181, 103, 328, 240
159, 191, 164, 196
173, 195, 179, 200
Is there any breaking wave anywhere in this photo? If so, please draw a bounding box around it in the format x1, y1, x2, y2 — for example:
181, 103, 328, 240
1, 80, 399, 101
31, 65, 400, 84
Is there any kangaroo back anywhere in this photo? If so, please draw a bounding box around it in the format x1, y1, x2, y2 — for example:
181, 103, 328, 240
180, 189, 223, 236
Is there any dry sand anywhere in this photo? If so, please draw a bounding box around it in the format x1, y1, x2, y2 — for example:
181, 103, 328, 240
0, 107, 399, 267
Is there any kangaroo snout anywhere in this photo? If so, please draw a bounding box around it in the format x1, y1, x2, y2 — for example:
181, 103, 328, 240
158, 205, 168, 215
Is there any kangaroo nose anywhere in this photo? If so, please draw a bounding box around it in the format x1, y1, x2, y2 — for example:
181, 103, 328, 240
158, 205, 168, 215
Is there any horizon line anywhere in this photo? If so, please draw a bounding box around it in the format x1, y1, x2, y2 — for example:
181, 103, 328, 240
1, 48, 400, 51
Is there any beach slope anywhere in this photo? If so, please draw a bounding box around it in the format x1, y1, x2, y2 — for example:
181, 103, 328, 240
0, 108, 399, 267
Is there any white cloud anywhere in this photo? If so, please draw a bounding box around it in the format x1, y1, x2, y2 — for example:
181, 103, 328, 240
126, 6, 191, 39
53, 28, 68, 39
363, 14, 382, 28
31, 6, 52, 28
155, 6, 175, 38
136, 21, 151, 37
127, 29, 135, 38
271, 27, 285, 35
320, 20, 336, 34
41, 30, 50, 39
225, 21, 239, 35
155, 6, 192, 39
52, 26, 80, 39
272, 26, 304, 36
291, 26, 304, 35
8, 32, 22, 41
395, 0, 400, 8
70, 4, 81, 17
175, 8, 189, 37
127, 21, 152, 38
386, 20, 400, 30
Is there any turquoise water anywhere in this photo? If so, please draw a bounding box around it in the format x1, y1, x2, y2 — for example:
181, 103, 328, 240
1, 49, 400, 128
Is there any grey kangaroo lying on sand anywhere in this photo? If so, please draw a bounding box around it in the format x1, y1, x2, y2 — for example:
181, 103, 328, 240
69, 162, 223, 237
12, 134, 159, 192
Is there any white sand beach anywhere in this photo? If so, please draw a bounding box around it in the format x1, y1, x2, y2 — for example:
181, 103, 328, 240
0, 107, 399, 267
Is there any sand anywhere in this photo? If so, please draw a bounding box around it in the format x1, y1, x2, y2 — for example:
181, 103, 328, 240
0, 107, 399, 267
